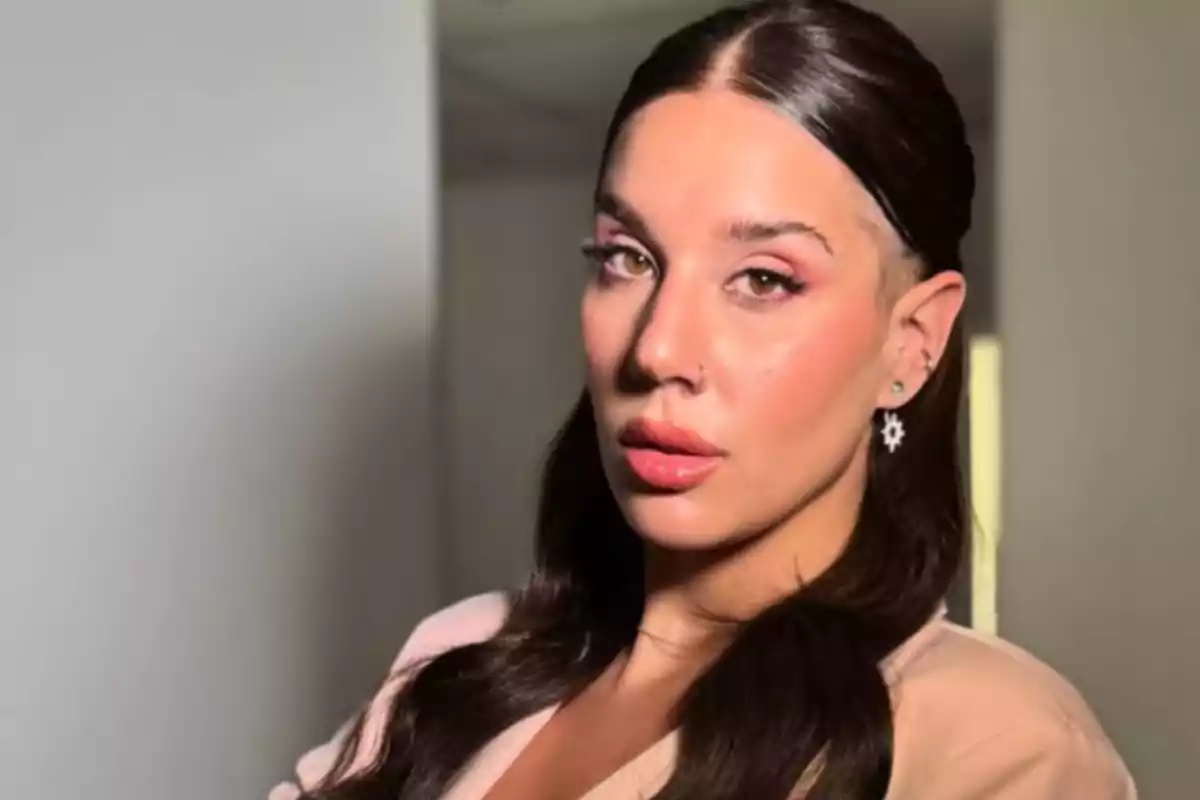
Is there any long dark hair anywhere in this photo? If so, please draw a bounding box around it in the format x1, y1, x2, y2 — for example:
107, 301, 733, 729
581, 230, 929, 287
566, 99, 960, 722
306, 1, 974, 797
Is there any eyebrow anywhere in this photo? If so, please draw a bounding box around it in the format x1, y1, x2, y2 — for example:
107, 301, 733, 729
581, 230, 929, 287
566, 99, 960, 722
728, 219, 834, 256
595, 190, 834, 258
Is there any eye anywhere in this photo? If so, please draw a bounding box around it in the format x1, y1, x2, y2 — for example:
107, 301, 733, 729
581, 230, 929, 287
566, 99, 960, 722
728, 268, 804, 301
581, 242, 656, 282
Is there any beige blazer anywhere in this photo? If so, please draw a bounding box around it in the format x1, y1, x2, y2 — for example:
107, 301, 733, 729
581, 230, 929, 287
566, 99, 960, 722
271, 593, 1136, 799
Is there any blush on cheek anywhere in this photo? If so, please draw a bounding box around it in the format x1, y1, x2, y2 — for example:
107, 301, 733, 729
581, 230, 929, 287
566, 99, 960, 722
744, 306, 883, 440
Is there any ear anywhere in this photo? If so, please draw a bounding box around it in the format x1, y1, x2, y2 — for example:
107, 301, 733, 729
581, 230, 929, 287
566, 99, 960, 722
876, 270, 966, 409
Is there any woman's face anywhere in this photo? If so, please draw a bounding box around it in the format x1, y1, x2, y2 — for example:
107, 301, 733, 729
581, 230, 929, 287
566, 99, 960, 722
582, 89, 952, 551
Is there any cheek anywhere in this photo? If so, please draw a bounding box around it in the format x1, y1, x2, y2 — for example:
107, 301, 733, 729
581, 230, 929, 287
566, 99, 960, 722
728, 302, 885, 442
580, 289, 628, 386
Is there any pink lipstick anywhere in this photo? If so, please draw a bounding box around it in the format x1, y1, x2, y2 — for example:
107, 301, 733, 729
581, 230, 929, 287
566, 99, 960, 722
618, 418, 726, 491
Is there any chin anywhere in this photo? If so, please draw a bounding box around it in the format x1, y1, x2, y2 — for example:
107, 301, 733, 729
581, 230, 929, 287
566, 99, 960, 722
617, 492, 745, 552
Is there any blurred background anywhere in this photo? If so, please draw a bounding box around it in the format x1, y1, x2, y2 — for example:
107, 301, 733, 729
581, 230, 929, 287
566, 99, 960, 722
1, 1, 1195, 798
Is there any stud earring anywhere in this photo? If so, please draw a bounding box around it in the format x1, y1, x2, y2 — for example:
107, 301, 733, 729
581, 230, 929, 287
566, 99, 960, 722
891, 380, 905, 395
881, 410, 906, 453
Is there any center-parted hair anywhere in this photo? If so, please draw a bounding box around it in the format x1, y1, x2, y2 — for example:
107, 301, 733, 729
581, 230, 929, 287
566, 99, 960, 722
305, 1, 974, 797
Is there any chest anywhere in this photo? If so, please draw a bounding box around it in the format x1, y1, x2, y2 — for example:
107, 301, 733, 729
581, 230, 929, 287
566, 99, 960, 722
444, 691, 678, 800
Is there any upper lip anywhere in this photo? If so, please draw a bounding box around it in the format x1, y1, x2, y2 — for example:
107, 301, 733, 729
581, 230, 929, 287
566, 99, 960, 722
618, 417, 726, 457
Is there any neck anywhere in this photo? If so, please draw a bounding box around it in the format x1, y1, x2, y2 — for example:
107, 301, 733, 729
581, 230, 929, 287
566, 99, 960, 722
615, 440, 870, 687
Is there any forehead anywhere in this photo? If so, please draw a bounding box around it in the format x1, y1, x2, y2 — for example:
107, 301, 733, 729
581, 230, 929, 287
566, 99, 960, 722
603, 89, 888, 247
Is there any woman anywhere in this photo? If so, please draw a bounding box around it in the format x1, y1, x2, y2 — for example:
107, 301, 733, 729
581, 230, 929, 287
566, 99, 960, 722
274, 1, 1135, 797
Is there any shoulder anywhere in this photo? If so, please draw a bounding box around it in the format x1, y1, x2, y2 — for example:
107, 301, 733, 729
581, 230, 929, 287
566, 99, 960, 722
890, 620, 1110, 741
390, 591, 511, 673
268, 592, 510, 798
887, 621, 1136, 799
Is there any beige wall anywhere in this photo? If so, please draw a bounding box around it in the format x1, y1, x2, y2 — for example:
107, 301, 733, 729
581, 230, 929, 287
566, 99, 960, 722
999, 2, 1200, 794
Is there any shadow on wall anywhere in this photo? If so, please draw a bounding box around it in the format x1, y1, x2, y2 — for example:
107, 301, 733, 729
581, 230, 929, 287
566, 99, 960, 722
439, 177, 593, 600
223, 238, 445, 771
304, 334, 443, 735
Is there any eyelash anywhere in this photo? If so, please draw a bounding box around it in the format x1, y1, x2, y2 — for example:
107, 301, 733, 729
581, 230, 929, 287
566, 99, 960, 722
580, 241, 806, 301
731, 269, 806, 300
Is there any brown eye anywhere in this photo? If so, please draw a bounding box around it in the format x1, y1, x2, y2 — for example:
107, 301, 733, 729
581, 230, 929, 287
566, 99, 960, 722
582, 242, 656, 282
608, 247, 654, 278
729, 268, 804, 301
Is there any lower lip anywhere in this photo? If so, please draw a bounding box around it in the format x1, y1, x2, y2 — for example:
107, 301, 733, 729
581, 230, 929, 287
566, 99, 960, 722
622, 448, 722, 491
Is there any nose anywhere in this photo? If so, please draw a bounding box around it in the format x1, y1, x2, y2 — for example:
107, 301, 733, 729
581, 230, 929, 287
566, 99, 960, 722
623, 277, 707, 394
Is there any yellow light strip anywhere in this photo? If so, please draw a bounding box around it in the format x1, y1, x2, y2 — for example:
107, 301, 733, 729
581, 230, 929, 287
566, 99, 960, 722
968, 335, 1001, 635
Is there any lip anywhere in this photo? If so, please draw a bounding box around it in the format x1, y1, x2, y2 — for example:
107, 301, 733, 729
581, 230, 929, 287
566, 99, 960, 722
618, 418, 726, 491
619, 418, 726, 456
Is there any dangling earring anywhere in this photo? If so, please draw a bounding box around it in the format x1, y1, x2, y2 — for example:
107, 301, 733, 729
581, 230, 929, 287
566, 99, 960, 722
882, 380, 906, 453
881, 410, 905, 453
